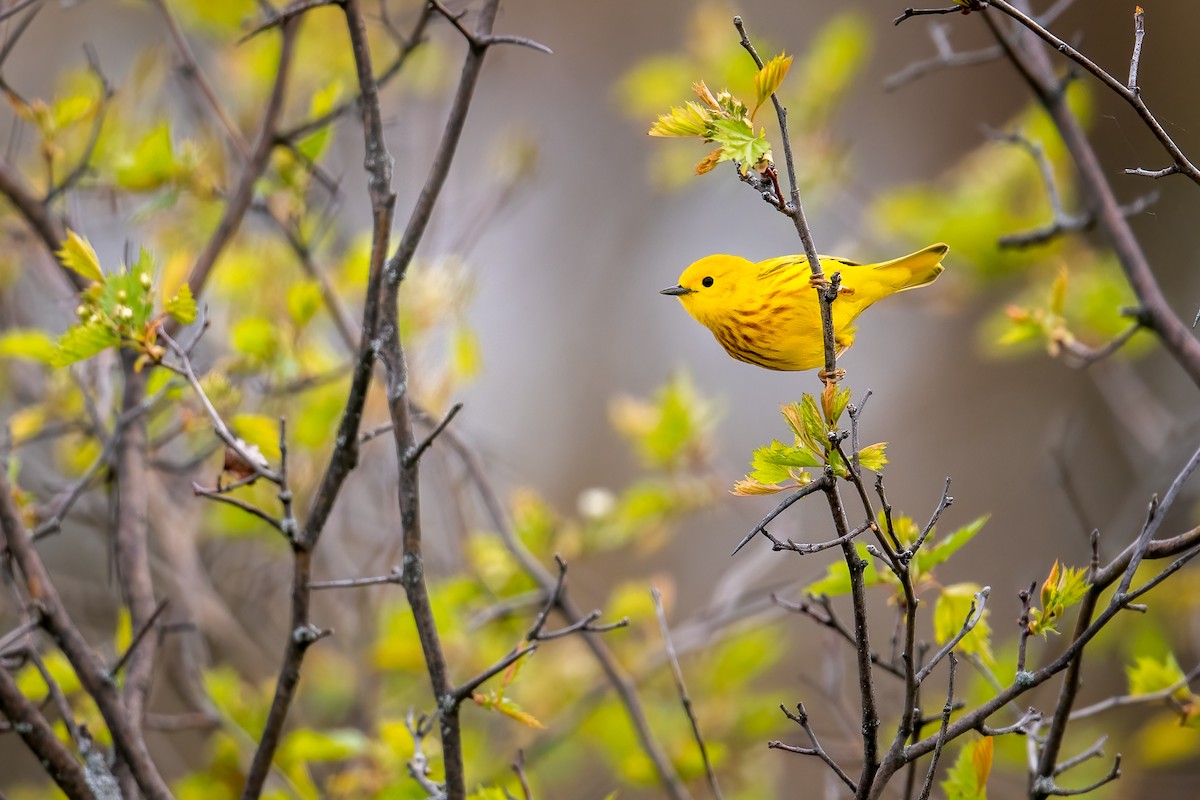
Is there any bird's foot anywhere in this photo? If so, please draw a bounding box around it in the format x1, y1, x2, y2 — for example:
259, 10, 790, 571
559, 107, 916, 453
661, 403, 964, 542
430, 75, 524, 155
809, 275, 830, 289
818, 368, 846, 384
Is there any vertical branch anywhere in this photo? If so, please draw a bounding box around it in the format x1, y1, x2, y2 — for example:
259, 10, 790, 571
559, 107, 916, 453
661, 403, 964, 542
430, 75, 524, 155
172, 17, 298, 329
112, 352, 159, 794
825, 483, 881, 797
652, 587, 723, 800
240, 11, 384, 798
981, 6, 1200, 387
0, 467, 172, 799
0, 666, 93, 799
732, 15, 841, 381
374, 2, 502, 795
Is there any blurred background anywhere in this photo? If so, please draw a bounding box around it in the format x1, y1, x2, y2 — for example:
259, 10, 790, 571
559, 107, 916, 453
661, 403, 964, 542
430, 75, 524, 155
2, 0, 1200, 797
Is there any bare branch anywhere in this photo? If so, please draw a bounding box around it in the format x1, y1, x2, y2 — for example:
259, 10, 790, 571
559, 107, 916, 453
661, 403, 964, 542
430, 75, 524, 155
731, 476, 828, 555
771, 702, 857, 793
916, 653, 957, 800
916, 587, 990, 685
652, 587, 723, 800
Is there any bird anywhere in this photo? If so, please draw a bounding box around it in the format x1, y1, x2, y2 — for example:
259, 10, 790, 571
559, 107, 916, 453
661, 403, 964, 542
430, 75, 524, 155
660, 243, 948, 372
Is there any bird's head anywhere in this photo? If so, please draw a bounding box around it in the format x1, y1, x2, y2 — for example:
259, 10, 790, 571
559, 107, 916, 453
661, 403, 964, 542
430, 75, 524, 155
659, 254, 749, 325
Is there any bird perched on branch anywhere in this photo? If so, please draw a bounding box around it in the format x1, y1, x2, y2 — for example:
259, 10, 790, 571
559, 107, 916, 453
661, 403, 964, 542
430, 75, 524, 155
660, 243, 948, 373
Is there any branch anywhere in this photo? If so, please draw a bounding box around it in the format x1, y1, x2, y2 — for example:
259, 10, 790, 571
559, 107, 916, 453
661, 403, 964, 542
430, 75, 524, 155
0, 665, 93, 799
732, 15, 840, 382
652, 587, 723, 800
986, 0, 1200, 185
916, 653, 957, 800
240, 6, 387, 792
989, 128, 1159, 249
981, 7, 1200, 391
731, 476, 828, 555
0, 463, 172, 798
112, 356, 159, 786
772, 593, 905, 680
309, 566, 403, 590
174, 15, 297, 326
916, 587, 990, 685
1069, 661, 1200, 720
421, 412, 691, 799
771, 702, 857, 793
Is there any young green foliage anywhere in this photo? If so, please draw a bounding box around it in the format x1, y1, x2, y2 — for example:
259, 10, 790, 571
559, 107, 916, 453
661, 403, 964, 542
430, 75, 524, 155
934, 583, 994, 664
733, 389, 886, 495
1027, 560, 1089, 637
50, 234, 196, 367
1126, 652, 1200, 726
941, 735, 994, 800
648, 53, 792, 176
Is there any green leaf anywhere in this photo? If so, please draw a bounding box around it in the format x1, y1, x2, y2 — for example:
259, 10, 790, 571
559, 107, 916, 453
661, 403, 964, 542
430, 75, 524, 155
52, 322, 120, 366
166, 283, 197, 326
709, 117, 772, 173
916, 515, 989, 573
1049, 265, 1068, 316
286, 280, 322, 329
451, 323, 482, 380
231, 413, 281, 462
781, 395, 827, 452
856, 442, 888, 472
56, 229, 104, 282
648, 101, 712, 138
115, 123, 177, 191
472, 691, 545, 729
0, 329, 57, 363
296, 81, 342, 163
805, 544, 879, 596
821, 383, 851, 426
231, 317, 280, 362
279, 728, 369, 763
747, 439, 821, 484
752, 53, 792, 117
941, 735, 993, 800
52, 93, 97, 130
934, 583, 993, 664
1127, 653, 1188, 698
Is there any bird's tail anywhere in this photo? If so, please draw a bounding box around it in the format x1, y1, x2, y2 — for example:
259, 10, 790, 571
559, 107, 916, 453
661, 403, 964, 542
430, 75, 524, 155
874, 242, 948, 292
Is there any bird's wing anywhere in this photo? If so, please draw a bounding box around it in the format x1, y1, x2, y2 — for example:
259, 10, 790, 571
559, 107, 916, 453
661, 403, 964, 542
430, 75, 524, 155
755, 254, 861, 280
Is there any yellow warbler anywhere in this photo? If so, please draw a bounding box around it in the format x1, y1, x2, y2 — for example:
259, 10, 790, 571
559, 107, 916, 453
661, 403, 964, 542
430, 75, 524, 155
660, 243, 948, 371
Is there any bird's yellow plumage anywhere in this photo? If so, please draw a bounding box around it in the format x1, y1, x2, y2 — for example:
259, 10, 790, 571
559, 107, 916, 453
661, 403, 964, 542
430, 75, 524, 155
660, 243, 948, 371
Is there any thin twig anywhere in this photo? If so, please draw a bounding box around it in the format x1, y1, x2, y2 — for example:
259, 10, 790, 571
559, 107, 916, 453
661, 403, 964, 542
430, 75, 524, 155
916, 587, 990, 685
652, 587, 723, 800
772, 702, 857, 792
916, 653, 957, 800
731, 476, 828, 555
309, 566, 404, 590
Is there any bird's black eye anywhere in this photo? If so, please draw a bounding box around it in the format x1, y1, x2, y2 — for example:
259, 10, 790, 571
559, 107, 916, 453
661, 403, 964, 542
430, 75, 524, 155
702, 276, 714, 288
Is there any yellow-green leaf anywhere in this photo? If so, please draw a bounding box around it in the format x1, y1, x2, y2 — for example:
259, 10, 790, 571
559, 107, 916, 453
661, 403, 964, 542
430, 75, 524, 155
1049, 265, 1068, 317
942, 735, 992, 800
166, 283, 197, 326
752, 53, 792, 117
648, 101, 712, 138
0, 329, 57, 363
230, 413, 281, 462
451, 323, 482, 380
934, 583, 993, 664
115, 123, 177, 191
857, 442, 888, 472
52, 322, 120, 367
286, 280, 322, 329
56, 229, 103, 283
1128, 653, 1187, 698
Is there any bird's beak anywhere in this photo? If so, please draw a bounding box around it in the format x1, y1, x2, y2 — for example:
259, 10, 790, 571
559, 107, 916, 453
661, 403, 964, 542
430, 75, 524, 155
659, 285, 692, 296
